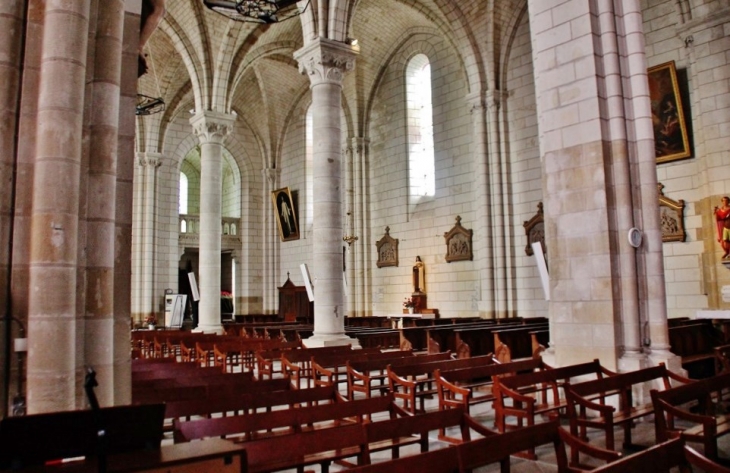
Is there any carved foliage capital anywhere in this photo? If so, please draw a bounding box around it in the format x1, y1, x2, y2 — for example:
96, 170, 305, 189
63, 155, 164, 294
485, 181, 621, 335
136, 152, 163, 168
295, 39, 358, 87
190, 112, 236, 145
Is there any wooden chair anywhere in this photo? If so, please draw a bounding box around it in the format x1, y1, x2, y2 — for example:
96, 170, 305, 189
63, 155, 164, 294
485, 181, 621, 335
684, 445, 730, 473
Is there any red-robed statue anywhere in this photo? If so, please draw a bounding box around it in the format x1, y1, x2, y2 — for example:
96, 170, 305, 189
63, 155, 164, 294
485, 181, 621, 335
714, 196, 730, 259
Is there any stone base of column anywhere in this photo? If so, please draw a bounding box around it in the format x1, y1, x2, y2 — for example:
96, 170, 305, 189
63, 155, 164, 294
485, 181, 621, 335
647, 348, 686, 377
193, 324, 224, 335
618, 350, 649, 373
303, 334, 361, 348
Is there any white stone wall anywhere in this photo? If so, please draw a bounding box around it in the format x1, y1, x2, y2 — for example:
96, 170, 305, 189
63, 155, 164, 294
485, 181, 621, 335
506, 12, 548, 319
367, 33, 476, 317
641, 0, 730, 315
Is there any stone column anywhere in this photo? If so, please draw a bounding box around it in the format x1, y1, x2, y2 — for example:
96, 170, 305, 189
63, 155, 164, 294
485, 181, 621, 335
190, 112, 235, 333
262, 167, 279, 314
528, 0, 620, 369
294, 38, 359, 346
134, 152, 161, 326
114, 0, 142, 405
486, 90, 511, 319
27, 0, 91, 414
343, 144, 356, 316
351, 137, 370, 316
84, 0, 124, 407
466, 93, 495, 318
0, 0, 26, 418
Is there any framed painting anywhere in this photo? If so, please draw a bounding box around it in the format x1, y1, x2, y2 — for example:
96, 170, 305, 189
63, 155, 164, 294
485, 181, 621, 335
271, 187, 300, 242
647, 60, 691, 164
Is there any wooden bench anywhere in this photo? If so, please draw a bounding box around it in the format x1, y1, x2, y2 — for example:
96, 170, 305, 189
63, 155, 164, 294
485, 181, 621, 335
387, 355, 495, 413
173, 393, 403, 443
348, 352, 452, 400
133, 377, 293, 404
346, 420, 605, 473
0, 404, 166, 470
670, 321, 724, 379
310, 347, 393, 389
585, 438, 690, 473
651, 370, 730, 461
565, 364, 693, 458
435, 357, 549, 418
454, 323, 546, 362
165, 385, 343, 424
491, 359, 616, 458
281, 345, 356, 388
493, 326, 549, 362
684, 444, 730, 473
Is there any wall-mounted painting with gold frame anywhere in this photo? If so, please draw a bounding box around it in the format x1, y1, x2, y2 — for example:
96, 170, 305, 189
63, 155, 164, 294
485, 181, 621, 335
648, 60, 691, 164
271, 187, 300, 242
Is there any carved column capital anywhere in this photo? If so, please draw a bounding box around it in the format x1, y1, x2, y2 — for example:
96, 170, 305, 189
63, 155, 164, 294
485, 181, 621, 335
465, 92, 486, 114
350, 137, 369, 155
294, 38, 359, 87
262, 167, 280, 186
485, 90, 509, 112
190, 111, 236, 145
136, 152, 163, 168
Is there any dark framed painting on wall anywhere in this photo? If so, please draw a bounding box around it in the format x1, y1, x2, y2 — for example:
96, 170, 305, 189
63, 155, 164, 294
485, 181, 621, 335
648, 60, 691, 164
271, 187, 300, 242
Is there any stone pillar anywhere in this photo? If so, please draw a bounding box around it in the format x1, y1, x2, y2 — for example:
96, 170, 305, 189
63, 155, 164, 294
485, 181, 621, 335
114, 0, 142, 405
351, 137, 370, 316
528, 0, 620, 370
0, 0, 26, 418
343, 144, 356, 316
294, 38, 359, 346
262, 168, 279, 314
190, 112, 235, 333
466, 93, 495, 318
84, 0, 124, 407
486, 90, 511, 318
134, 152, 161, 326
27, 0, 91, 414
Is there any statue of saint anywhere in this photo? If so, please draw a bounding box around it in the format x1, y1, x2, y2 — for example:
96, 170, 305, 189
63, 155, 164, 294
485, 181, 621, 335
412, 256, 425, 294
714, 196, 730, 259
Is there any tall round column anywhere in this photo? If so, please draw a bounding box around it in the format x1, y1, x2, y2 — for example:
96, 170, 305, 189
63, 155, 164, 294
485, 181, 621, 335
84, 0, 124, 407
190, 112, 235, 334
295, 38, 359, 346
27, 0, 91, 414
466, 93, 495, 318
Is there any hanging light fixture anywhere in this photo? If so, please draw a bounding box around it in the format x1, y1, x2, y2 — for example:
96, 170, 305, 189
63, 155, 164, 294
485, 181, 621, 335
203, 0, 309, 24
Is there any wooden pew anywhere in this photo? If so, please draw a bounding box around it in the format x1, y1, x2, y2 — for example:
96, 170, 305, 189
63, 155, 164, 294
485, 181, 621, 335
684, 444, 730, 473
173, 394, 403, 443
493, 326, 549, 362
435, 357, 549, 420
0, 404, 166, 470
347, 420, 601, 473
165, 385, 342, 423
311, 349, 411, 390
565, 364, 693, 458
670, 321, 724, 378
132, 364, 228, 381
651, 370, 730, 461
387, 355, 495, 413
490, 359, 616, 458
133, 377, 293, 404
281, 345, 355, 388
585, 438, 690, 473
457, 323, 548, 361
348, 351, 452, 400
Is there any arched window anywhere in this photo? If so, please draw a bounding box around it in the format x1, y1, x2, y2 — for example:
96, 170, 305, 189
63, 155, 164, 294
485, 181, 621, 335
179, 172, 188, 215
406, 54, 435, 205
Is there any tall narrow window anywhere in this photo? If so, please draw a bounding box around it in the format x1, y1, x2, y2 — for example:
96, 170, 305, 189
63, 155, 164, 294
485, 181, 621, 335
406, 54, 435, 205
179, 172, 188, 214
